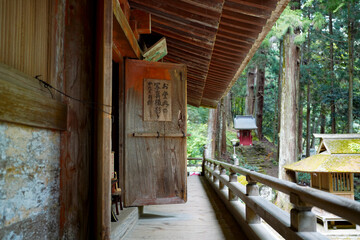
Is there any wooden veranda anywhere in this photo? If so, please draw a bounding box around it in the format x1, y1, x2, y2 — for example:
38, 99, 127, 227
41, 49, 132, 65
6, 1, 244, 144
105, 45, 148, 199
126, 176, 247, 239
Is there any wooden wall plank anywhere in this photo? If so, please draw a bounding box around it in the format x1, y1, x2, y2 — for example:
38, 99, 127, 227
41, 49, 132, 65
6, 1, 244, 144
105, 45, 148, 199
0, 0, 50, 83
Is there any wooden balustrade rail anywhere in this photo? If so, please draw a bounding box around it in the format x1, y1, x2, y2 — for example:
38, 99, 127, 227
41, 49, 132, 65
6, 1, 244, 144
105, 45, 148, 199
203, 158, 360, 240
187, 157, 203, 174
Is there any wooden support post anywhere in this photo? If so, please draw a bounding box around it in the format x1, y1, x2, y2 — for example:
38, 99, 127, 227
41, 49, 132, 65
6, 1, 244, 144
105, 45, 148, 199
229, 171, 238, 201
219, 166, 226, 190
246, 176, 261, 224
290, 193, 316, 232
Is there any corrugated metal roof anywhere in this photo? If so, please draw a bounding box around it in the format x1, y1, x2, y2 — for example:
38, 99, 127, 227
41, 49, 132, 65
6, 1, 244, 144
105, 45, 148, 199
233, 115, 257, 130
129, 0, 289, 107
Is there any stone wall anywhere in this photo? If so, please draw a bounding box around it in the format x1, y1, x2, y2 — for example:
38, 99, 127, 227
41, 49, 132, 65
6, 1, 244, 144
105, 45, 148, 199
0, 122, 60, 239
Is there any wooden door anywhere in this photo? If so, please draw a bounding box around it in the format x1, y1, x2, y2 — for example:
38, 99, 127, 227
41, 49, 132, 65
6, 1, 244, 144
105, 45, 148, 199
124, 59, 187, 207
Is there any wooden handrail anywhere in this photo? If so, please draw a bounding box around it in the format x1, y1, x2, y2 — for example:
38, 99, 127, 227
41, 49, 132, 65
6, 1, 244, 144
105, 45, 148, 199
203, 158, 360, 240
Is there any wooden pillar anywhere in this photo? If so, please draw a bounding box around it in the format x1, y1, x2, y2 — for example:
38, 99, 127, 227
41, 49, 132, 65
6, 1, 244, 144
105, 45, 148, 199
290, 193, 316, 232
95, 0, 113, 239
219, 166, 226, 190
246, 176, 260, 224
229, 171, 238, 201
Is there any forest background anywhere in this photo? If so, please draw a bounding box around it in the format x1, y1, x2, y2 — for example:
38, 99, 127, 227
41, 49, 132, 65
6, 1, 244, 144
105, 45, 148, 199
187, 0, 360, 200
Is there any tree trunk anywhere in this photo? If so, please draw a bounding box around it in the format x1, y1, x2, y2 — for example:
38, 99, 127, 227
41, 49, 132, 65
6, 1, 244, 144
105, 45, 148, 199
278, 31, 299, 182
220, 98, 227, 156
305, 26, 311, 157
277, 29, 300, 211
347, 2, 354, 133
277, 40, 283, 158
206, 108, 217, 159
306, 81, 311, 157
329, 12, 336, 133
320, 104, 326, 133
215, 98, 227, 159
225, 92, 232, 127
245, 69, 256, 116
256, 66, 265, 140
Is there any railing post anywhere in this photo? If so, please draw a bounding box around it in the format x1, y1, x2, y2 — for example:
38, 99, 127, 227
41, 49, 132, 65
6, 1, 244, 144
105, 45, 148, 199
290, 193, 316, 232
213, 163, 219, 183
202, 145, 206, 176
246, 176, 261, 224
219, 166, 226, 190
228, 170, 238, 201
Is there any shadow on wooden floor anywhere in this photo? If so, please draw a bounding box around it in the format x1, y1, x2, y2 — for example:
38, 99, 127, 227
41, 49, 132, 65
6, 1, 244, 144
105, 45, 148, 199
125, 176, 248, 240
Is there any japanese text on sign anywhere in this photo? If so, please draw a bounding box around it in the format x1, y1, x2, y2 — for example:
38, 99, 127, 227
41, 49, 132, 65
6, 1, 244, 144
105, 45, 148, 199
144, 79, 172, 121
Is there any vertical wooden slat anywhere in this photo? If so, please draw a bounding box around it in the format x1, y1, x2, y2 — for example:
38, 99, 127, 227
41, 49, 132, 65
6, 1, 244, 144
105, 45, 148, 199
0, 0, 49, 82
95, 0, 112, 238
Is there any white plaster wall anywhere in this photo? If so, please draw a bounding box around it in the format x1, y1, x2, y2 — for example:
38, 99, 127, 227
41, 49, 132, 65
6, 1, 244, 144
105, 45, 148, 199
0, 122, 60, 239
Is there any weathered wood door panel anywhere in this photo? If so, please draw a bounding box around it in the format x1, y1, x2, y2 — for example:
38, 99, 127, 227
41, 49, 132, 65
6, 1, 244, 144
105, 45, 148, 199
124, 59, 187, 207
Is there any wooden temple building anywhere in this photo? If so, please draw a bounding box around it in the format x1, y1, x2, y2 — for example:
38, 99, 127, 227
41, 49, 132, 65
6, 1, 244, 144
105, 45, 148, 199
1, 0, 360, 240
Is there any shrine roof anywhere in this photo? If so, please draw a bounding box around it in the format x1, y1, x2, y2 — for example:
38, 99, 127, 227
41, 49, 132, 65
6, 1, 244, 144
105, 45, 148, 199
129, 0, 289, 107
234, 115, 257, 130
285, 134, 360, 173
284, 154, 360, 173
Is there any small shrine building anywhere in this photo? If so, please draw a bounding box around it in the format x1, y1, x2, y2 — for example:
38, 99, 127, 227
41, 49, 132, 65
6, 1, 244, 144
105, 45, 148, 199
234, 115, 258, 146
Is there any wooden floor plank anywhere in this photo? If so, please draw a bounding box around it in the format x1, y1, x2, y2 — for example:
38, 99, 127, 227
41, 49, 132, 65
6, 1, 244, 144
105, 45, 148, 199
125, 176, 248, 239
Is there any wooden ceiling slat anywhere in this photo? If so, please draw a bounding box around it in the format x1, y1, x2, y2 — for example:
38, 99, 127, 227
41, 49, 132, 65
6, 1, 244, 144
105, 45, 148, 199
152, 16, 216, 39
180, 0, 224, 11
227, 0, 278, 10
130, 0, 220, 28
165, 55, 209, 69
166, 38, 212, 55
222, 9, 267, 25
215, 34, 253, 47
220, 16, 262, 33
167, 42, 212, 60
130, 2, 219, 32
152, 22, 214, 44
208, 67, 235, 76
223, 2, 271, 19
217, 30, 255, 44
219, 23, 260, 38
212, 48, 246, 59
152, 27, 213, 47
212, 52, 244, 63
213, 40, 249, 53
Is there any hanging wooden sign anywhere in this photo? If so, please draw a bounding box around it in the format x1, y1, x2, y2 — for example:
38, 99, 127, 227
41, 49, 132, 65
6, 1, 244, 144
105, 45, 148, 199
143, 79, 172, 121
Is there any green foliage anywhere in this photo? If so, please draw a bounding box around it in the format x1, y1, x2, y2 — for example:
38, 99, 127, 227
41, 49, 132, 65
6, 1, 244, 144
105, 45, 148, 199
297, 172, 311, 185
187, 105, 208, 124
350, 143, 360, 153
187, 120, 207, 157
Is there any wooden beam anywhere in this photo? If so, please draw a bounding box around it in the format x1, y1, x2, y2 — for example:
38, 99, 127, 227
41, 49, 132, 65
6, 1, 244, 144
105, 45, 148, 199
113, 0, 142, 59
130, 9, 151, 34
143, 37, 167, 62
0, 77, 67, 131
0, 63, 67, 130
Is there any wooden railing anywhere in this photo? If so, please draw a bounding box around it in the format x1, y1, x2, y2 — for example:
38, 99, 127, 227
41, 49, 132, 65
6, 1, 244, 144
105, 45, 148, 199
186, 157, 203, 175
203, 158, 360, 240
